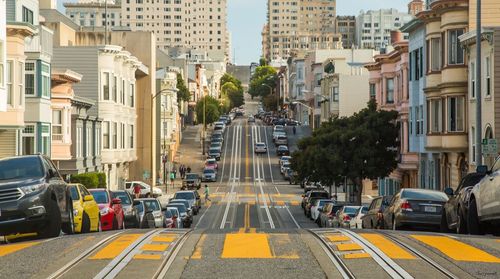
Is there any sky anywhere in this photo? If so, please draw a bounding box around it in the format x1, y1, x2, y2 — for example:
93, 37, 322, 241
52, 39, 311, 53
228, 0, 409, 65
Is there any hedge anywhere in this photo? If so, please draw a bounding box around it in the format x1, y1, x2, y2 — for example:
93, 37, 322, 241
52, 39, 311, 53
70, 172, 106, 189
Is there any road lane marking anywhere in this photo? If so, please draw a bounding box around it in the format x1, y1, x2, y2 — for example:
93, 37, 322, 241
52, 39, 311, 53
263, 126, 275, 184
326, 235, 350, 242
141, 244, 169, 252
245, 123, 250, 181
190, 234, 207, 260
0, 241, 40, 257
359, 233, 415, 260
221, 233, 273, 259
151, 235, 176, 243
336, 243, 363, 251
89, 234, 142, 260
133, 254, 161, 260
411, 235, 500, 263
343, 252, 371, 259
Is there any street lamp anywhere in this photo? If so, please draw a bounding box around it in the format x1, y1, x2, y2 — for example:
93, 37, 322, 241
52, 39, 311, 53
292, 101, 314, 130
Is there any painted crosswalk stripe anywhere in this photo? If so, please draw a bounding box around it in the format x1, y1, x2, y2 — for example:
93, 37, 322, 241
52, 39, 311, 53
90, 234, 142, 260
360, 233, 415, 260
0, 241, 40, 257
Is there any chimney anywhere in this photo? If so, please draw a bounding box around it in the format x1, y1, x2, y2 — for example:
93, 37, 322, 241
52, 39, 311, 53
391, 30, 404, 44
408, 0, 424, 16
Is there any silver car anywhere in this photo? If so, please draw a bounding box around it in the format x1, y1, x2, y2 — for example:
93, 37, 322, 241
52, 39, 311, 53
136, 198, 164, 228
202, 168, 217, 182
255, 142, 267, 154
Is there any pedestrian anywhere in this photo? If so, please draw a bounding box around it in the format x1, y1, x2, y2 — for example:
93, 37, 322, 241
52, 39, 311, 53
181, 164, 186, 178
179, 164, 184, 179
292, 126, 296, 135
170, 171, 175, 187
186, 166, 192, 174
204, 184, 211, 202
133, 183, 141, 199
173, 165, 177, 179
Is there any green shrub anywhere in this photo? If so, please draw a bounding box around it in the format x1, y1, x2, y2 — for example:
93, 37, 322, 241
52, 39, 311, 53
96, 172, 106, 188
70, 172, 104, 189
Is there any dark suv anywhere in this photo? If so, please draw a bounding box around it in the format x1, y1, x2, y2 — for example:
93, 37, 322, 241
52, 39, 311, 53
182, 173, 201, 190
0, 155, 74, 238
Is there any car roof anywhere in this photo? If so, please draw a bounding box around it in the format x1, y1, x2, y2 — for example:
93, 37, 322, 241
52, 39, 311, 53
278, 145, 288, 149
256, 142, 265, 145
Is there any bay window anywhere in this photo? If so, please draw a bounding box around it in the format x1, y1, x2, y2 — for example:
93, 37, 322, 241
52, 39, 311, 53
470, 62, 475, 98
6, 61, 12, 105
369, 83, 376, 99
103, 72, 110, 100
386, 78, 394, 103
429, 38, 441, 71
25, 62, 35, 96
41, 63, 50, 98
485, 56, 491, 97
430, 99, 442, 133
112, 122, 117, 149
448, 29, 464, 65
52, 110, 63, 140
103, 121, 110, 149
22, 125, 35, 155
448, 96, 464, 132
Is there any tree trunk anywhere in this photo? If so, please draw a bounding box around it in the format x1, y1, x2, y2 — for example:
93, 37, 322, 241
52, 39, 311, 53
353, 177, 363, 206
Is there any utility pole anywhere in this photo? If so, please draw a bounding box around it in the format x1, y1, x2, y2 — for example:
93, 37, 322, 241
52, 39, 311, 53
475, 0, 482, 165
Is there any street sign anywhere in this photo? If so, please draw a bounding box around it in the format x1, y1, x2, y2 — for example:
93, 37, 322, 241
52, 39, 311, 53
482, 138, 498, 155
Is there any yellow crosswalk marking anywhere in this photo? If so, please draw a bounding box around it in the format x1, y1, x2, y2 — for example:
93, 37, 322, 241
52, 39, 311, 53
90, 234, 142, 260
152, 236, 176, 243
360, 233, 415, 260
326, 235, 350, 242
191, 234, 207, 259
0, 241, 40, 257
412, 235, 500, 263
141, 244, 169, 252
336, 243, 363, 251
343, 252, 371, 259
221, 233, 273, 258
133, 254, 162, 260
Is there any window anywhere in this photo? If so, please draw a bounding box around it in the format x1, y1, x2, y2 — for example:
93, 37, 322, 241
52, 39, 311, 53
448, 29, 464, 65
410, 107, 413, 135
103, 121, 110, 149
25, 62, 35, 96
113, 76, 118, 102
41, 63, 50, 98
430, 99, 442, 133
369, 83, 376, 99
419, 47, 424, 77
6, 61, 12, 105
415, 49, 420, 81
0, 41, 4, 87
112, 122, 117, 149
430, 38, 441, 71
471, 126, 476, 163
76, 127, 82, 157
129, 84, 135, 107
332, 87, 339, 102
22, 125, 35, 155
485, 56, 491, 97
103, 72, 110, 100
129, 125, 134, 148
121, 79, 125, 104
121, 123, 125, 149
448, 96, 464, 132
86, 126, 92, 156
17, 61, 24, 105
95, 126, 101, 156
470, 62, 475, 98
22, 6, 34, 24
419, 105, 424, 135
41, 124, 50, 156
386, 78, 394, 103
52, 110, 62, 140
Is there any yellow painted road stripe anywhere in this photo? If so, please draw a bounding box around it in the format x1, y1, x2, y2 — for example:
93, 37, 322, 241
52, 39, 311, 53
326, 235, 350, 242
336, 243, 363, 251
249, 228, 257, 233
275, 201, 285, 206
221, 233, 273, 258
0, 241, 40, 257
191, 234, 207, 259
245, 123, 249, 182
412, 235, 500, 263
152, 236, 176, 243
133, 254, 162, 260
290, 201, 300, 206
141, 244, 169, 252
360, 233, 415, 260
343, 252, 371, 259
90, 234, 142, 260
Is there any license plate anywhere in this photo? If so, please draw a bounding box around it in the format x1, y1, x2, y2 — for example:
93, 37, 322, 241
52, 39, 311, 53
424, 206, 437, 213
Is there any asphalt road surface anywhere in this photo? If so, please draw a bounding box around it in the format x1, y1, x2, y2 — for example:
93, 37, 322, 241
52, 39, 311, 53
1, 100, 499, 279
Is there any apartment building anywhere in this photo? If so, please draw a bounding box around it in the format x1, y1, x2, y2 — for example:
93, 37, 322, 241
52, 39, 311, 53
0, 0, 6, 113
64, 0, 122, 28
336, 16, 356, 48
267, 0, 340, 62
356, 9, 413, 50
1, 0, 37, 158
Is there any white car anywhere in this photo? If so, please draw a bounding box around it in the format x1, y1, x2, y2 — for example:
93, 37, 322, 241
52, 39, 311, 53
125, 181, 163, 197
273, 125, 285, 132
166, 207, 182, 228
255, 142, 267, 154
280, 161, 291, 174
138, 198, 164, 228
311, 199, 334, 221
350, 206, 368, 229
279, 156, 292, 166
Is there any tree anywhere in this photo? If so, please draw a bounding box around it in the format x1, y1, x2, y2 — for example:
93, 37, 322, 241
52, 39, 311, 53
248, 66, 277, 99
176, 73, 190, 104
259, 57, 268, 66
220, 73, 243, 93
195, 96, 221, 126
291, 99, 399, 205
221, 81, 244, 109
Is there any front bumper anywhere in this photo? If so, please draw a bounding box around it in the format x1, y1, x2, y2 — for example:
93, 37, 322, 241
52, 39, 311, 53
0, 188, 52, 235
202, 176, 217, 182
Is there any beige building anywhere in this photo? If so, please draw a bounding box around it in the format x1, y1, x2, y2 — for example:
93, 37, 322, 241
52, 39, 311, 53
266, 0, 340, 62
64, 0, 122, 28
336, 16, 356, 49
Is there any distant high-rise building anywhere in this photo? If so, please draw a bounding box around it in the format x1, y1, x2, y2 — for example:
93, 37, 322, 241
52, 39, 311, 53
266, 0, 340, 62
261, 24, 270, 60
356, 9, 413, 50
408, 0, 424, 16
64, 0, 122, 28
336, 16, 356, 48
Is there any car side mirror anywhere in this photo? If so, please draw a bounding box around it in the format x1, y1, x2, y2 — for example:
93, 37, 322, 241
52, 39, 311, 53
83, 195, 94, 202
112, 198, 122, 205
48, 169, 56, 178
444, 187, 454, 196
476, 165, 488, 174
133, 200, 140, 206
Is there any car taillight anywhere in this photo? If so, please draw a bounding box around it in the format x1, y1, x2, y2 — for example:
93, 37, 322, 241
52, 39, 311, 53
401, 200, 413, 211
343, 215, 351, 222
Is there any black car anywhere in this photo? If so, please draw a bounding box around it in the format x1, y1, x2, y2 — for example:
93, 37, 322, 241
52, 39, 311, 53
276, 145, 289, 156
208, 148, 221, 161
383, 189, 449, 230
0, 155, 74, 238
441, 172, 486, 234
361, 195, 393, 229
111, 190, 139, 228
183, 173, 201, 190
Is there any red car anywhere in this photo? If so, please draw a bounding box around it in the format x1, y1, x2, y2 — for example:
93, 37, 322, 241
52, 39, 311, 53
89, 189, 125, 231
205, 158, 218, 171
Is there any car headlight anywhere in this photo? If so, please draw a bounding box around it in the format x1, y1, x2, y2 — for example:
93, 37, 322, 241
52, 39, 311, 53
73, 209, 79, 217
100, 207, 110, 215
20, 183, 47, 195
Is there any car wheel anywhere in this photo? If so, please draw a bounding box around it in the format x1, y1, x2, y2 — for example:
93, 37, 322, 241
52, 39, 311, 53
122, 217, 126, 230
37, 197, 62, 239
97, 215, 102, 232
456, 209, 467, 234
112, 216, 119, 230
82, 212, 91, 233
61, 202, 75, 235
467, 198, 483, 235
440, 211, 452, 233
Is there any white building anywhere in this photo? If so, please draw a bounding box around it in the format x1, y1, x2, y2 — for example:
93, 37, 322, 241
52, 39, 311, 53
64, 0, 122, 28
356, 9, 413, 49
0, 0, 7, 112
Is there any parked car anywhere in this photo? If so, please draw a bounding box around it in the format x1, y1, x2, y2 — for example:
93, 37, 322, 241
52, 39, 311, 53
205, 158, 219, 170
254, 142, 267, 154
210, 142, 222, 152
165, 207, 181, 228
332, 206, 361, 228
280, 161, 291, 175
350, 206, 368, 229
467, 158, 500, 235
210, 137, 223, 145
0, 155, 74, 238
383, 189, 449, 230
284, 168, 294, 181
89, 189, 125, 231
272, 131, 286, 142
163, 209, 175, 228
276, 145, 289, 156
172, 191, 201, 215
208, 147, 221, 161
111, 190, 139, 228
361, 195, 393, 229
275, 135, 288, 146
125, 181, 163, 198
301, 190, 329, 209
167, 203, 192, 228
202, 168, 217, 182
441, 172, 486, 234
248, 116, 255, 123
136, 198, 163, 228
134, 200, 156, 228
183, 173, 201, 190
318, 203, 343, 227
310, 199, 334, 222
211, 132, 224, 143
279, 156, 292, 166
69, 183, 100, 233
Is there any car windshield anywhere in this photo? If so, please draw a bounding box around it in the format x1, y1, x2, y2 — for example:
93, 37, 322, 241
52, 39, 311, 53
207, 159, 216, 164
402, 190, 448, 202
256, 143, 266, 147
310, 192, 329, 198
278, 146, 288, 150
167, 208, 178, 217
0, 156, 45, 181
143, 200, 160, 211
135, 202, 144, 213
318, 200, 332, 207
91, 191, 109, 204
174, 192, 195, 200
169, 204, 187, 214
112, 192, 132, 205
164, 209, 173, 218
343, 207, 359, 214
360, 206, 368, 214
186, 174, 198, 180
69, 186, 80, 201
283, 162, 291, 167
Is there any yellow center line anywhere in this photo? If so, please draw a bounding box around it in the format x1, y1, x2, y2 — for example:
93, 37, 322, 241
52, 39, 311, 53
359, 233, 415, 260
90, 234, 142, 260
191, 234, 207, 260
0, 241, 41, 257
412, 235, 500, 263
245, 123, 249, 182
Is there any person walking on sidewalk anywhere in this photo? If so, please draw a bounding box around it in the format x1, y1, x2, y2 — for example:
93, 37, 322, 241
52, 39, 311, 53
133, 183, 141, 199
186, 166, 192, 174
170, 171, 175, 188
292, 126, 296, 135
204, 184, 211, 202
